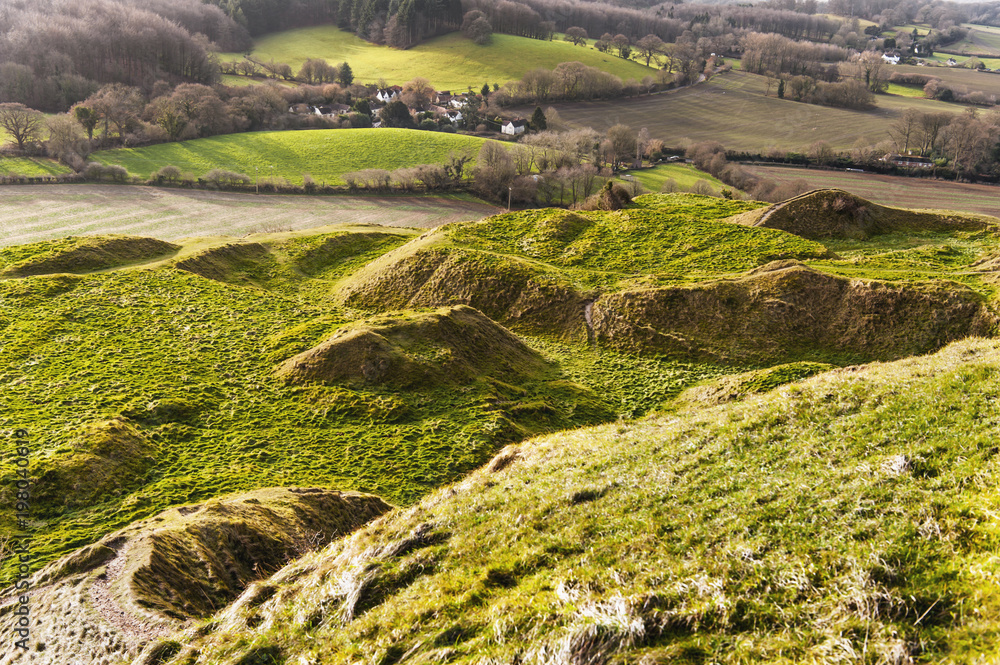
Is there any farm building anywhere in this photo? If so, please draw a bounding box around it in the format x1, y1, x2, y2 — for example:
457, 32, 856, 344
884, 154, 934, 169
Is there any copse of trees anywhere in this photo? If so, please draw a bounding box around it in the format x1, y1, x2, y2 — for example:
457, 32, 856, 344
463, 0, 847, 45
741, 33, 849, 77
493, 62, 637, 106
339, 0, 463, 48
206, 0, 337, 36
0, 0, 244, 112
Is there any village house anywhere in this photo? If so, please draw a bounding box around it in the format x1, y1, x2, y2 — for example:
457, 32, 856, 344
376, 85, 403, 103
883, 153, 934, 169
882, 50, 901, 65
501, 118, 527, 135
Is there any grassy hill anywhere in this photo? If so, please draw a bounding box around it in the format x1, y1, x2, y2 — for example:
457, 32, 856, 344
2, 191, 1000, 665
138, 335, 1000, 665
91, 128, 490, 186
222, 28, 656, 89
537, 70, 969, 152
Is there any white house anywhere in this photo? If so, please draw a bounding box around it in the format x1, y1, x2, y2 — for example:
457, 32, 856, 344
501, 119, 527, 135
882, 50, 901, 65
376, 85, 403, 103
445, 109, 463, 125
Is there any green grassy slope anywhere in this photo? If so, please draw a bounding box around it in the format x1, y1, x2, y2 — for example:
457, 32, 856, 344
0, 221, 735, 588
157, 335, 1000, 665
223, 28, 655, 89
91, 128, 489, 186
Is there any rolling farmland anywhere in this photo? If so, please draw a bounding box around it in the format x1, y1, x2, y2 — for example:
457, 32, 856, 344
0, 185, 499, 247
537, 70, 970, 152
743, 165, 1000, 216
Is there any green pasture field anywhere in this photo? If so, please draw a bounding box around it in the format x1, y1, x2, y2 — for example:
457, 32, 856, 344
0, 157, 71, 177
221, 28, 655, 90
220, 74, 296, 88
886, 82, 926, 97
743, 165, 1000, 217
0, 185, 499, 247
534, 70, 968, 152
92, 128, 490, 186
617, 162, 728, 194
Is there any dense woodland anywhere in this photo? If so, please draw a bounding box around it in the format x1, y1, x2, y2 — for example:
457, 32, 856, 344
0, 0, 249, 111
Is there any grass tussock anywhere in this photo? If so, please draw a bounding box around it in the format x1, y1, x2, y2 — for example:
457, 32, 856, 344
152, 337, 1000, 665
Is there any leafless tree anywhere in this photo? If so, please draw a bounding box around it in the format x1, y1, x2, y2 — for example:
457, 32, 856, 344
0, 103, 44, 151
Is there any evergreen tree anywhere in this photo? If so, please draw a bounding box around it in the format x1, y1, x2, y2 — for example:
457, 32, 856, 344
530, 106, 546, 130
777, 79, 785, 99
339, 62, 354, 87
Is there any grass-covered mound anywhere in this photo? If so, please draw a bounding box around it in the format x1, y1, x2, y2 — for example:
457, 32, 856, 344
673, 360, 836, 407
276, 306, 552, 390
19, 418, 156, 516
592, 260, 997, 364
0, 235, 179, 277
338, 195, 998, 364
92, 128, 490, 186
337, 195, 833, 340
0, 487, 390, 665
151, 336, 1000, 665
0, 226, 637, 588
727, 189, 997, 240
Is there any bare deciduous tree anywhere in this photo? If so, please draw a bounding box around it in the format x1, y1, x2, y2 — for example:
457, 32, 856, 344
0, 103, 43, 151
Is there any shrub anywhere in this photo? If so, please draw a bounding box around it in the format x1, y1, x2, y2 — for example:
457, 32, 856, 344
84, 162, 130, 182
203, 169, 251, 187
154, 165, 182, 183
302, 173, 317, 193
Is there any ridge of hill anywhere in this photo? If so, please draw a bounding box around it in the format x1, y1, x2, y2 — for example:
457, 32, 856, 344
0, 487, 390, 665
337, 193, 1000, 365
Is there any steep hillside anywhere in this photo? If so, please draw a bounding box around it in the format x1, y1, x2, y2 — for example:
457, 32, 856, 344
139, 336, 1000, 665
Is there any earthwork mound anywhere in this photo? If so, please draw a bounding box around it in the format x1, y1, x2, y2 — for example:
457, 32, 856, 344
173, 242, 271, 283
1, 235, 178, 277
3, 487, 390, 665
591, 261, 997, 364
275, 305, 552, 389
727, 189, 995, 240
